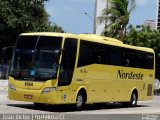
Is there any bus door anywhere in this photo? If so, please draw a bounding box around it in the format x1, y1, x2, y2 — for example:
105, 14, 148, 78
58, 38, 78, 102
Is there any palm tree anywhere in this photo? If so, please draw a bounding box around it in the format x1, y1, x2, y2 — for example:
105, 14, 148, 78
98, 0, 136, 41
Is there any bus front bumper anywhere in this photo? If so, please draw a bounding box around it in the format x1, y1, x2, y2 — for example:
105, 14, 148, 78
8, 88, 59, 104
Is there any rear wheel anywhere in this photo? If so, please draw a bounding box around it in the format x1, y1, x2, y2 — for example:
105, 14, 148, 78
130, 92, 138, 107
75, 92, 85, 110
121, 91, 138, 107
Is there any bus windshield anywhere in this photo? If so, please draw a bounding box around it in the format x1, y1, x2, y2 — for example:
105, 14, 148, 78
10, 36, 62, 81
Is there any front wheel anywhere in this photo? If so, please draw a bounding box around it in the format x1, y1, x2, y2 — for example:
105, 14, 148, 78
75, 92, 85, 110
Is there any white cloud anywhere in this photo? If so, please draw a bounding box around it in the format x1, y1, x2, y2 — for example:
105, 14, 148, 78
135, 0, 155, 6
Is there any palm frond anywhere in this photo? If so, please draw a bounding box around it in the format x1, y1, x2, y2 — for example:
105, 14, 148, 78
97, 0, 136, 41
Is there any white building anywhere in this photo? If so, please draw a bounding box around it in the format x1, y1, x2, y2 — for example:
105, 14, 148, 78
143, 20, 156, 31
156, 0, 160, 29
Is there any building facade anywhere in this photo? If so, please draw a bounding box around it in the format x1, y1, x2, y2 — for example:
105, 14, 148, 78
156, 0, 160, 29
143, 20, 156, 31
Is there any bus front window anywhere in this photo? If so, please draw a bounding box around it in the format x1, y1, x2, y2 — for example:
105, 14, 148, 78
34, 50, 59, 79
13, 49, 34, 72
10, 36, 62, 81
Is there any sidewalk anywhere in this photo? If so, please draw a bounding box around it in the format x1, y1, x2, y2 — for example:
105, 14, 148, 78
0, 79, 8, 103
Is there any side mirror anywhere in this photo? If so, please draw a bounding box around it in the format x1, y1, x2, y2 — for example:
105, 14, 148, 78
1, 46, 14, 63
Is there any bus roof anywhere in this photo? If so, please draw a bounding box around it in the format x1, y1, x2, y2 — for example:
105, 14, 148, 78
20, 32, 77, 38
78, 34, 123, 44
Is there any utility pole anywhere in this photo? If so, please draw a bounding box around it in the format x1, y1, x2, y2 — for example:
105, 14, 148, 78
93, 0, 97, 34
83, 0, 97, 34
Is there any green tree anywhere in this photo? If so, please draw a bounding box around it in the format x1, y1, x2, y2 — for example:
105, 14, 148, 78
98, 0, 136, 41
0, 0, 64, 48
126, 25, 160, 78
47, 23, 64, 33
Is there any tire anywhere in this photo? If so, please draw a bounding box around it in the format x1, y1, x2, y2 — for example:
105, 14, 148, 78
130, 92, 138, 107
75, 92, 85, 111
121, 91, 138, 107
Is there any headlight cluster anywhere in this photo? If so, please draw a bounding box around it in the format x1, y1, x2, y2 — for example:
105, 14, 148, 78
41, 87, 58, 94
9, 84, 16, 91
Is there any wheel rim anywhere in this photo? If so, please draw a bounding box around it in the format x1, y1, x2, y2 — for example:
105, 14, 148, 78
131, 93, 137, 105
76, 94, 83, 108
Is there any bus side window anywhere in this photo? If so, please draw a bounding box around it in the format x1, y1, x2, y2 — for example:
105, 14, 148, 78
135, 51, 146, 69
146, 53, 154, 69
58, 38, 77, 86
78, 41, 94, 67
123, 58, 130, 67
94, 44, 108, 64
78, 44, 87, 67
110, 47, 122, 66
78, 41, 110, 67
122, 49, 131, 67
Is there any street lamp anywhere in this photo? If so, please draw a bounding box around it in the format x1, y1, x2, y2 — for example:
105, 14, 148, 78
83, 11, 96, 34
83, 0, 97, 34
84, 12, 94, 22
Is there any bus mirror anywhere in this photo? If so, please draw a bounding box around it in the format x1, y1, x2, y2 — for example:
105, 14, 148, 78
1, 46, 14, 63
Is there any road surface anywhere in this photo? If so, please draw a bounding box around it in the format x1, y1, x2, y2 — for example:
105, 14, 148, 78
0, 94, 160, 120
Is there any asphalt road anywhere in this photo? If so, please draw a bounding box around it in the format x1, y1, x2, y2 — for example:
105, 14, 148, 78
0, 95, 160, 120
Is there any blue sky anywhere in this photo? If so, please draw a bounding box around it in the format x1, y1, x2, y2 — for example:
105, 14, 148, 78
130, 0, 157, 26
45, 0, 157, 34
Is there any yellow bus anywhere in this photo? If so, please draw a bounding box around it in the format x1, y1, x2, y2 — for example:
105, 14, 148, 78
8, 32, 155, 110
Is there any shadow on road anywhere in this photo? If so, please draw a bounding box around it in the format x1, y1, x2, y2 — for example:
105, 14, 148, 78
7, 103, 150, 112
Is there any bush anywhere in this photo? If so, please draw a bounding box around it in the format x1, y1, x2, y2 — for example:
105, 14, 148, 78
154, 89, 160, 95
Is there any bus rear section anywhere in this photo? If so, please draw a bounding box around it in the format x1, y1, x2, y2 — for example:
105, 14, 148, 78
76, 34, 155, 107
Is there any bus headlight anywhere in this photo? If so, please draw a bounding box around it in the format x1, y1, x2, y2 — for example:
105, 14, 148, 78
41, 87, 58, 94
9, 84, 16, 91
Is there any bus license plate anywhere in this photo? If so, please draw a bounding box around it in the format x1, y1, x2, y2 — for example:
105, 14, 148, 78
24, 94, 33, 99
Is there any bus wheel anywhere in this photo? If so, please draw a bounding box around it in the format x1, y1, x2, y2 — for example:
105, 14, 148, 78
130, 92, 138, 107
75, 92, 85, 110
121, 91, 138, 107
